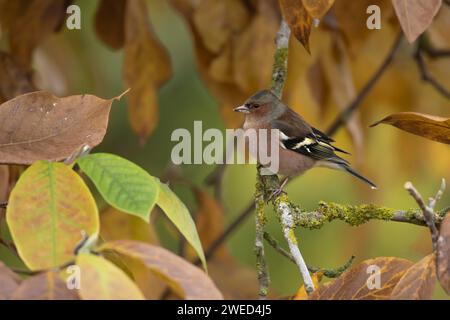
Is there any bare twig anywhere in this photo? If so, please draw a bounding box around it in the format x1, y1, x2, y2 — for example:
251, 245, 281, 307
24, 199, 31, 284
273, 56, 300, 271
414, 36, 450, 99
326, 32, 403, 136
404, 180, 445, 251
0, 201, 7, 209
263, 232, 356, 278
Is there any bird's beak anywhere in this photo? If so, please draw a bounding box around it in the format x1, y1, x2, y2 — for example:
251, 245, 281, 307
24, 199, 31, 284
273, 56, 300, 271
233, 105, 250, 113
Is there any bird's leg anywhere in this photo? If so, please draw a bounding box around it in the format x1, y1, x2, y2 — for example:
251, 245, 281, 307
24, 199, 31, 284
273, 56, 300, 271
267, 177, 289, 201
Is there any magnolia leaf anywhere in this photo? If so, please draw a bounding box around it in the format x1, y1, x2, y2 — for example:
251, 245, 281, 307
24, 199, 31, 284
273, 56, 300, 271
6, 161, 99, 270
123, 0, 172, 141
370, 112, 450, 144
100, 206, 160, 244
0, 91, 126, 165
392, 0, 442, 43
437, 213, 450, 294
302, 0, 335, 19
309, 257, 413, 300
390, 254, 436, 299
157, 182, 206, 269
279, 0, 312, 52
8, 0, 67, 67
99, 240, 223, 300
11, 271, 78, 300
77, 153, 159, 221
95, 0, 126, 50
76, 253, 145, 300
0, 261, 20, 300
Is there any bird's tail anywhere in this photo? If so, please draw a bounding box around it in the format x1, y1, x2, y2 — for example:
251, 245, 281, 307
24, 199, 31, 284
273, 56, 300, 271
342, 165, 377, 189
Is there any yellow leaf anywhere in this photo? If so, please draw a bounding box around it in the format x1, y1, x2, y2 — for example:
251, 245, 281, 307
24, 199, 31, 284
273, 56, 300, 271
76, 253, 144, 300
123, 0, 172, 141
6, 161, 99, 270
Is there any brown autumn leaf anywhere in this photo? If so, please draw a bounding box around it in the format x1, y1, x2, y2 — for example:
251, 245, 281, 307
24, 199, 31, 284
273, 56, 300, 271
306, 57, 330, 112
437, 212, 450, 294
123, 0, 172, 142
392, 0, 442, 43
390, 253, 436, 299
302, 0, 335, 19
95, 0, 126, 50
322, 37, 364, 160
0, 51, 35, 103
11, 271, 78, 300
309, 257, 413, 300
0, 90, 126, 165
100, 240, 223, 300
0, 0, 30, 33
279, 0, 312, 52
0, 261, 20, 300
370, 112, 450, 144
8, 0, 68, 67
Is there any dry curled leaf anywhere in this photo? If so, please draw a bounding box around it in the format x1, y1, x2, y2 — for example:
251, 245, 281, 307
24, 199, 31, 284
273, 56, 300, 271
309, 257, 413, 300
0, 90, 126, 165
95, 0, 126, 50
0, 165, 8, 202
302, 0, 335, 19
100, 240, 223, 300
392, 0, 442, 43
11, 271, 78, 300
390, 253, 436, 300
279, 0, 312, 52
123, 0, 172, 142
370, 112, 450, 144
437, 213, 450, 294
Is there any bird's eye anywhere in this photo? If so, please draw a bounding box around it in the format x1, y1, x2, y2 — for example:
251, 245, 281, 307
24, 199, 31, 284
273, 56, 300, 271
253, 104, 260, 109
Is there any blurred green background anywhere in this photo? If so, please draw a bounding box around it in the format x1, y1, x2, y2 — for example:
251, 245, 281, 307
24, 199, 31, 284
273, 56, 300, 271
12, 0, 449, 298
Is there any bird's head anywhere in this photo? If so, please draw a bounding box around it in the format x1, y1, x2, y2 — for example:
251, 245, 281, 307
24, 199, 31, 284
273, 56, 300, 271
234, 90, 283, 120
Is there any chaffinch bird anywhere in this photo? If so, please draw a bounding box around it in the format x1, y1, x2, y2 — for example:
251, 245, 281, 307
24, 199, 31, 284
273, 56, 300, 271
234, 89, 377, 191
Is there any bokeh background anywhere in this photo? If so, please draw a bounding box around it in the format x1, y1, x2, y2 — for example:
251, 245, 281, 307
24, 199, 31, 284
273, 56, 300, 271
1, 0, 449, 299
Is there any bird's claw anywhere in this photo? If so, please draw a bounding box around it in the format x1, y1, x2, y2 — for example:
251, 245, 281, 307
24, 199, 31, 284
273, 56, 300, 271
267, 187, 286, 201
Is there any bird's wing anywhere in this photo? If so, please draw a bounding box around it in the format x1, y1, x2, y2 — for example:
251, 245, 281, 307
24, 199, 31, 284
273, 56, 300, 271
272, 110, 350, 164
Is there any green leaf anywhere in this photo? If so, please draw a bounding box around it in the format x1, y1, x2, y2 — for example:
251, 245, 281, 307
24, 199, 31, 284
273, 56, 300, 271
77, 153, 159, 221
157, 183, 206, 270
76, 253, 145, 300
6, 161, 99, 270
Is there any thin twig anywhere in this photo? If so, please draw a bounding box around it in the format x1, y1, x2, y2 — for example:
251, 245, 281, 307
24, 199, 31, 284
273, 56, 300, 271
326, 32, 403, 136
404, 180, 444, 251
414, 45, 450, 99
263, 231, 355, 278
0, 201, 7, 209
